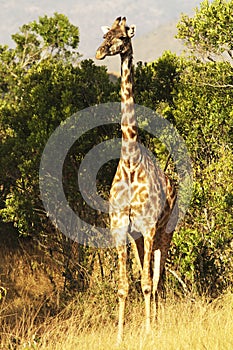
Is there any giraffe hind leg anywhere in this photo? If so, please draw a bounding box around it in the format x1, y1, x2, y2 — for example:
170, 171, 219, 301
141, 235, 154, 334
116, 244, 129, 345
129, 230, 144, 272
152, 248, 161, 323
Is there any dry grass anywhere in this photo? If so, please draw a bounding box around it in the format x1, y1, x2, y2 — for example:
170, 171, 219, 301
1, 291, 233, 350
1, 225, 232, 349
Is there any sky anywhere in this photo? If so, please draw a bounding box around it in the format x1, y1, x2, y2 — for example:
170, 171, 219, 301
0, 0, 203, 68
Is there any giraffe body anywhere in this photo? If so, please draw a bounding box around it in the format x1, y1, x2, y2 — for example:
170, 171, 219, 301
96, 17, 177, 343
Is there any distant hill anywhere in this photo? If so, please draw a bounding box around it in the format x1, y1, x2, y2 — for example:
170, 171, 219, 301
94, 21, 184, 74
134, 21, 184, 63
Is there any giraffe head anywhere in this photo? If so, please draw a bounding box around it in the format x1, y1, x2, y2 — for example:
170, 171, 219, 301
95, 17, 136, 60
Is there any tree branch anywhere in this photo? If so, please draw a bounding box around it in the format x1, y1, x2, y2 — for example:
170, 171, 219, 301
167, 268, 189, 294
187, 81, 233, 89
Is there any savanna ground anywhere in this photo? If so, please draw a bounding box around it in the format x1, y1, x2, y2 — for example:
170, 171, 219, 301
0, 225, 233, 350
1, 288, 233, 350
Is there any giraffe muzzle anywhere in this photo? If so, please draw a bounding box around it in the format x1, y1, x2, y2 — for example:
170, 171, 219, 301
95, 48, 106, 60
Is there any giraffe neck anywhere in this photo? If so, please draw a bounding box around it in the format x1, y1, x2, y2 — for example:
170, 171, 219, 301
120, 51, 141, 167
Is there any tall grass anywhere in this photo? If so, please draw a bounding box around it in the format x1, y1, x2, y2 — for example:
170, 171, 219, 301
1, 291, 233, 350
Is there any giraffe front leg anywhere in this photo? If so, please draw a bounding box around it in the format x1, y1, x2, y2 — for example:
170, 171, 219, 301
117, 244, 129, 345
141, 235, 153, 334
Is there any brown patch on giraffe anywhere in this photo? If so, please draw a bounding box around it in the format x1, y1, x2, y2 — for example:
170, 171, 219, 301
125, 74, 131, 85
140, 191, 149, 202
122, 133, 129, 142
130, 171, 135, 182
121, 165, 128, 179
129, 125, 137, 136
131, 125, 137, 132
133, 203, 144, 211
131, 183, 139, 191
125, 103, 134, 114
121, 95, 127, 104
137, 168, 146, 183
124, 87, 131, 100
127, 128, 137, 139
121, 145, 127, 154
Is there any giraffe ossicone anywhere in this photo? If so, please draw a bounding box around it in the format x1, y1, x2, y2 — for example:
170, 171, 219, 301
96, 16, 178, 343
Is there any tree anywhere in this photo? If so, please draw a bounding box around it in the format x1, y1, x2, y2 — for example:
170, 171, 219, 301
12, 12, 80, 67
170, 60, 233, 295
134, 51, 181, 110
169, 0, 233, 295
0, 14, 117, 292
177, 0, 233, 66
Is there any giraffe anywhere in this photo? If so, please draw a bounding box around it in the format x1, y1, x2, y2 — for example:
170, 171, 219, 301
96, 17, 177, 343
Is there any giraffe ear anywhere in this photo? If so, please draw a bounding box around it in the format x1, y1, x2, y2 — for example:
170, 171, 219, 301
127, 24, 136, 38
101, 26, 111, 35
